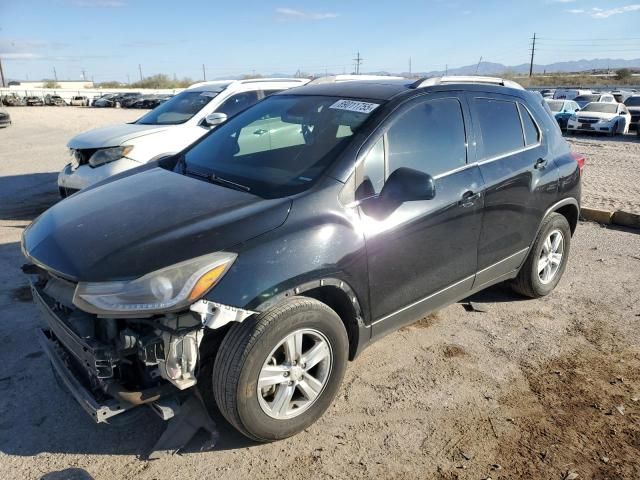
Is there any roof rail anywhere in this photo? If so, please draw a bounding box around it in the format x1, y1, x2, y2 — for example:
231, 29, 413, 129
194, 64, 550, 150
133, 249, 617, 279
309, 74, 406, 85
237, 77, 309, 84
411, 75, 525, 90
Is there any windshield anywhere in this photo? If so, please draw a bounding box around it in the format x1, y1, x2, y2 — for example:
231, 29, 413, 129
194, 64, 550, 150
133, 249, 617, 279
625, 96, 640, 106
582, 103, 618, 114
546, 100, 564, 112
182, 95, 379, 198
136, 90, 221, 125
575, 95, 600, 103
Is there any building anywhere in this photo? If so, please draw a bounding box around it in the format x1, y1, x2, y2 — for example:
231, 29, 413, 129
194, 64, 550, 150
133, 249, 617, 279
7, 80, 95, 89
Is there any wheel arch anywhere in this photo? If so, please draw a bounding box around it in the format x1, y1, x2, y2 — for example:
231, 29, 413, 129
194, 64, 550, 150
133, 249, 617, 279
543, 197, 579, 236
254, 278, 369, 361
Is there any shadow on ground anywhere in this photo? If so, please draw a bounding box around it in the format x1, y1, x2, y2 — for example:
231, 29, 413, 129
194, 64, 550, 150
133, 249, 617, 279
0, 172, 59, 221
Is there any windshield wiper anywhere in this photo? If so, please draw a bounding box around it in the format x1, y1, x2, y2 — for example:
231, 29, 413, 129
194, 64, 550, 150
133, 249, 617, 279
184, 166, 251, 192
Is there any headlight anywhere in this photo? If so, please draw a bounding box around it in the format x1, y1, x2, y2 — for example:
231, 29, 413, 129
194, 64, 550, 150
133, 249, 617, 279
88, 145, 133, 167
73, 252, 236, 315
569, 115, 577, 121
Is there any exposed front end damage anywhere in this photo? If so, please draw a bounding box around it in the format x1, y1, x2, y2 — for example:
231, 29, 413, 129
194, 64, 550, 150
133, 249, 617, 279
26, 264, 254, 455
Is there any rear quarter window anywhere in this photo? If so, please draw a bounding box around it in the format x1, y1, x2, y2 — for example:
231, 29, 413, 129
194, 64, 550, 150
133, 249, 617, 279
473, 98, 524, 160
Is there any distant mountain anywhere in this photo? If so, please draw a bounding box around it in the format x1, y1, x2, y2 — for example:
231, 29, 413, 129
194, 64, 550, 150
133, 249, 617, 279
420, 58, 640, 77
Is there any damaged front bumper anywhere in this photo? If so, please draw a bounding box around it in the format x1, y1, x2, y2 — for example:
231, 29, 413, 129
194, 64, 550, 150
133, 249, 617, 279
32, 281, 183, 423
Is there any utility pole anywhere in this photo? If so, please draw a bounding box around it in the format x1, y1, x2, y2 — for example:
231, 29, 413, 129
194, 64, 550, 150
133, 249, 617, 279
445, 64, 448, 75
409, 57, 412, 77
202, 64, 206, 81
353, 51, 363, 75
0, 56, 5, 87
475, 56, 483, 74
138, 63, 143, 81
127, 73, 130, 85
81, 69, 86, 81
529, 32, 536, 77
53, 66, 58, 82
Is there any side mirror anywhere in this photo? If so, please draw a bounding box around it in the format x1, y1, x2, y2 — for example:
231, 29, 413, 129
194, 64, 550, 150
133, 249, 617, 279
204, 112, 228, 127
379, 167, 436, 204
575, 108, 580, 112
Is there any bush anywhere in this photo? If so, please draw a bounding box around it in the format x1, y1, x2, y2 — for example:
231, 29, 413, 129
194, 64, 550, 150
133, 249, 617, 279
42, 80, 60, 88
616, 68, 632, 81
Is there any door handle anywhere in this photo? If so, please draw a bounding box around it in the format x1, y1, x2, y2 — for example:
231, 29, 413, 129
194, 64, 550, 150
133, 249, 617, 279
460, 190, 481, 208
534, 158, 548, 170
253, 129, 268, 136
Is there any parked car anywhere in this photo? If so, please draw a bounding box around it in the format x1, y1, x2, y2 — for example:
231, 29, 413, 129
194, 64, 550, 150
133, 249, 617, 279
624, 95, 640, 131
572, 93, 616, 109
0, 106, 11, 127
128, 94, 173, 109
118, 93, 143, 108
25, 76, 583, 449
25, 96, 44, 106
92, 93, 120, 107
44, 94, 67, 106
566, 102, 631, 136
553, 89, 592, 101
539, 89, 555, 99
70, 96, 90, 106
545, 99, 580, 130
1, 93, 25, 106
57, 78, 309, 196
611, 90, 633, 104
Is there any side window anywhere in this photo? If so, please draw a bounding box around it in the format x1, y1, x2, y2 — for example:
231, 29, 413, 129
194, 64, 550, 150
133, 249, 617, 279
216, 91, 260, 118
262, 89, 283, 97
474, 98, 524, 159
359, 137, 385, 196
518, 103, 540, 146
386, 98, 467, 177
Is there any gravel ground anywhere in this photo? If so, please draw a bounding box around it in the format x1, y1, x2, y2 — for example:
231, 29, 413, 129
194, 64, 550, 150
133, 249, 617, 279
0, 108, 639, 480
567, 133, 640, 214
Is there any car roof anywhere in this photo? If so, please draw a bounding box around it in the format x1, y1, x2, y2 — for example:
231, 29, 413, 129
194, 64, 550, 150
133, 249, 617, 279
281, 77, 530, 102
187, 78, 308, 93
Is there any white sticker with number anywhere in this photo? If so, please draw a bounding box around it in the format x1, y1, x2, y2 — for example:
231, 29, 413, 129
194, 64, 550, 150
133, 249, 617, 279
329, 99, 379, 114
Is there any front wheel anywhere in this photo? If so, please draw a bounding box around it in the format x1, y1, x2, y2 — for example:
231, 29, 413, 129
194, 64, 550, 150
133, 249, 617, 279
212, 297, 349, 442
512, 212, 571, 298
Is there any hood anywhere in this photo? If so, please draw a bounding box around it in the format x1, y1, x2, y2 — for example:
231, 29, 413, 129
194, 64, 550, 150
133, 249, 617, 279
67, 123, 171, 149
575, 111, 619, 121
23, 168, 291, 282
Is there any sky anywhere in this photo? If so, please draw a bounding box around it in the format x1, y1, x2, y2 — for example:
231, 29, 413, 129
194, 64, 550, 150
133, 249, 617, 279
1, 0, 640, 82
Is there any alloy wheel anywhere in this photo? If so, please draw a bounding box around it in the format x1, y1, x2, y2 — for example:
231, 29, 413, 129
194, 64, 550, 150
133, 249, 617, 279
538, 229, 564, 284
257, 328, 332, 420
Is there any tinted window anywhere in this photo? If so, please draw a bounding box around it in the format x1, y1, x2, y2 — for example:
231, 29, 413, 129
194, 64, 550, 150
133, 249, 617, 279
387, 98, 466, 177
575, 95, 599, 103
474, 98, 524, 159
582, 103, 617, 114
216, 91, 260, 117
518, 104, 540, 146
624, 96, 640, 106
262, 90, 284, 97
546, 100, 564, 112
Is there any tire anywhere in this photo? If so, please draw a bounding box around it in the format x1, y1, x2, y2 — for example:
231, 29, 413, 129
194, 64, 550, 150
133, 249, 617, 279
511, 212, 571, 298
212, 296, 348, 442
608, 121, 618, 137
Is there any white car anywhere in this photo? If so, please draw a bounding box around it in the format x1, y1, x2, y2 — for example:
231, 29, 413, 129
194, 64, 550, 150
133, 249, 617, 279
57, 78, 309, 196
69, 96, 90, 106
573, 93, 616, 109
567, 102, 632, 136
553, 88, 592, 101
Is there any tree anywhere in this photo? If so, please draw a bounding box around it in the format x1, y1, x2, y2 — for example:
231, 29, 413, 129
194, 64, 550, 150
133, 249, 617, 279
98, 81, 123, 88
616, 68, 632, 81
42, 80, 60, 88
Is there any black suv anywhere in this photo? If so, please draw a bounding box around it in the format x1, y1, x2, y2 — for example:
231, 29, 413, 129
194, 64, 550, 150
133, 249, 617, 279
22, 77, 583, 446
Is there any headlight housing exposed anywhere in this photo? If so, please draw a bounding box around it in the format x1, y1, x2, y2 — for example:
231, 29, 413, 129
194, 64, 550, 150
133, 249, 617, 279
88, 145, 133, 167
73, 252, 236, 315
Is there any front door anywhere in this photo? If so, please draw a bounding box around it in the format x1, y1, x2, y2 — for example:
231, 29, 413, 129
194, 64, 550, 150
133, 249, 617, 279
355, 94, 485, 337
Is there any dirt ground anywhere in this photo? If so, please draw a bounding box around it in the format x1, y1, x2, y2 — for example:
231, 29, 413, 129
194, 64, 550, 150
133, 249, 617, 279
0, 108, 639, 480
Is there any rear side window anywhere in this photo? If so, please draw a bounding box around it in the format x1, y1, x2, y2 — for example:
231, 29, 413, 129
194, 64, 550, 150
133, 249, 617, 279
386, 98, 467, 177
216, 91, 260, 117
518, 104, 540, 146
474, 98, 524, 160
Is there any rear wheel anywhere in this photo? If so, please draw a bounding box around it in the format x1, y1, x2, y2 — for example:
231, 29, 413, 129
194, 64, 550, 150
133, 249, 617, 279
212, 297, 348, 442
512, 213, 571, 298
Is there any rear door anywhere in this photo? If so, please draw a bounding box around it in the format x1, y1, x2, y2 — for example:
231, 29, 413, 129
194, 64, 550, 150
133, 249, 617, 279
469, 94, 559, 287
355, 94, 485, 337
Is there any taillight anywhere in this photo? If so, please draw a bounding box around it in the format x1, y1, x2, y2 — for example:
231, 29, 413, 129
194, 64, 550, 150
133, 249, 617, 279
571, 152, 585, 174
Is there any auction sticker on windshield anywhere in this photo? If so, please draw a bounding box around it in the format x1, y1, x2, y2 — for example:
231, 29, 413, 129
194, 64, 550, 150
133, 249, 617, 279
330, 99, 379, 114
